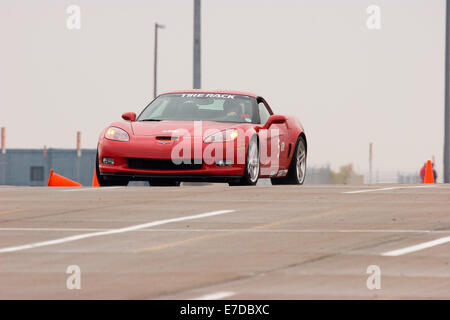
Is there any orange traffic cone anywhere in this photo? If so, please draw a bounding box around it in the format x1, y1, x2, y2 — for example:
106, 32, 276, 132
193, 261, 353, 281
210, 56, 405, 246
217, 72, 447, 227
92, 169, 100, 187
423, 160, 435, 184
47, 169, 82, 187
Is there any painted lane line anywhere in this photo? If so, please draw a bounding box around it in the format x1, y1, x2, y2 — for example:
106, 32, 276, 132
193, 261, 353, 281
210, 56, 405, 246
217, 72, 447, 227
133, 231, 237, 253
0, 209, 24, 215
132, 208, 344, 253
402, 185, 437, 188
343, 185, 434, 194
345, 187, 400, 194
0, 227, 111, 232
0, 210, 235, 254
193, 292, 235, 300
381, 236, 450, 256
2, 227, 450, 234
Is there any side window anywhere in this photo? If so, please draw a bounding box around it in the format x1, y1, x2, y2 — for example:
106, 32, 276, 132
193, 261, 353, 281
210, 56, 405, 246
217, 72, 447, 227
258, 102, 271, 124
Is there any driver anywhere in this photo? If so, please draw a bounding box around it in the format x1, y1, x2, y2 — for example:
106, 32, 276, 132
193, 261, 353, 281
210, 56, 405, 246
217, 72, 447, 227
223, 99, 242, 119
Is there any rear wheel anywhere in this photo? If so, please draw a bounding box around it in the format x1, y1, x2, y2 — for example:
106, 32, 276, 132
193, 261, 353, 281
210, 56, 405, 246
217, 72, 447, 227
270, 136, 306, 185
96, 152, 129, 187
228, 136, 260, 186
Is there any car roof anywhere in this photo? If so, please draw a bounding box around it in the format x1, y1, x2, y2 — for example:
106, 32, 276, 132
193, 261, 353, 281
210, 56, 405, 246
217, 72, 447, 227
158, 89, 259, 98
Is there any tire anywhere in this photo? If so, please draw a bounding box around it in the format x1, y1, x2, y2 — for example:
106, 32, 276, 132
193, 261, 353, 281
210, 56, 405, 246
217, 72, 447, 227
96, 152, 129, 187
228, 136, 260, 186
148, 180, 181, 187
270, 135, 307, 185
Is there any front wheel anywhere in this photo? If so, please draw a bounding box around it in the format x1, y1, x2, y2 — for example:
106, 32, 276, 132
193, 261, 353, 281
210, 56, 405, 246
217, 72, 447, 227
228, 137, 260, 186
271, 136, 306, 185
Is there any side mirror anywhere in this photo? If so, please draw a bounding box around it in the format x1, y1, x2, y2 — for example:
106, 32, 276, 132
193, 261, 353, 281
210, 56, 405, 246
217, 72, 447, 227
122, 112, 136, 122
263, 115, 286, 129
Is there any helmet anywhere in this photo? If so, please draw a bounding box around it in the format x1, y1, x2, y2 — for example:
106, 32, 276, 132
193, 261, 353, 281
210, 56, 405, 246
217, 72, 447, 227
223, 99, 241, 115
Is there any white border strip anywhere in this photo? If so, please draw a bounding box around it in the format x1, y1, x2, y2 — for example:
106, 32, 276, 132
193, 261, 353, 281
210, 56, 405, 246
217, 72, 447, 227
381, 236, 450, 256
0, 210, 235, 253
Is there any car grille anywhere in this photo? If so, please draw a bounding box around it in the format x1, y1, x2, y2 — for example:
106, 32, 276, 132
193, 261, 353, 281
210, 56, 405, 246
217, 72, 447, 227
128, 158, 203, 170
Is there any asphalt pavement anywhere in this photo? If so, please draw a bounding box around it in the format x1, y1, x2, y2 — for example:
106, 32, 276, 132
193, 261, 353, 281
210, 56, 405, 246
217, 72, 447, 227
0, 183, 449, 299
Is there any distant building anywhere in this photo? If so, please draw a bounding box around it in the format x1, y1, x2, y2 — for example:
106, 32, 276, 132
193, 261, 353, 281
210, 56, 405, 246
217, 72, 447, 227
0, 149, 368, 186
0, 149, 96, 186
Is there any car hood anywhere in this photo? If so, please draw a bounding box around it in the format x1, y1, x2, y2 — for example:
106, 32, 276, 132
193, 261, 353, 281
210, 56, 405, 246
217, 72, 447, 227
131, 120, 253, 137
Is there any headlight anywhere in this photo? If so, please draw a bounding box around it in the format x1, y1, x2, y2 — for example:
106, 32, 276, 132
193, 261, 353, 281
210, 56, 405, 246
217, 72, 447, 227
105, 127, 130, 141
204, 129, 238, 143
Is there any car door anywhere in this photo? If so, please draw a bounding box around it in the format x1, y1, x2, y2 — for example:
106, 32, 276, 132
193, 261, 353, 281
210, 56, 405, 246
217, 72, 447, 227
257, 98, 289, 176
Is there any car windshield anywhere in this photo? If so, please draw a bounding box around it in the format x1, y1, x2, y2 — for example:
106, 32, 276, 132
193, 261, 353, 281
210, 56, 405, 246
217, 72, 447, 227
137, 93, 257, 123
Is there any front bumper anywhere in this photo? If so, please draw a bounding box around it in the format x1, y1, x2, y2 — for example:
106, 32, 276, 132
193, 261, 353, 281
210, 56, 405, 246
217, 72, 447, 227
101, 172, 242, 183
98, 136, 247, 181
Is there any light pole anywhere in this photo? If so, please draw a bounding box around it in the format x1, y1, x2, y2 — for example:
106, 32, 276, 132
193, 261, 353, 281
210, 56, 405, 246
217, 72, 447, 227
154, 22, 166, 99
193, 0, 201, 89
445, 1, 450, 182
369, 142, 373, 185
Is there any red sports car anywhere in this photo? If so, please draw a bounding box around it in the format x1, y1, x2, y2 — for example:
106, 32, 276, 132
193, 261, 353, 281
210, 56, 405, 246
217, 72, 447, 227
96, 90, 307, 186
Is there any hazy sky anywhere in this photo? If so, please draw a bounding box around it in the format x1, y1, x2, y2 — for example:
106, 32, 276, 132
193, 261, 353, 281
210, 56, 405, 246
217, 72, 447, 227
0, 0, 446, 179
